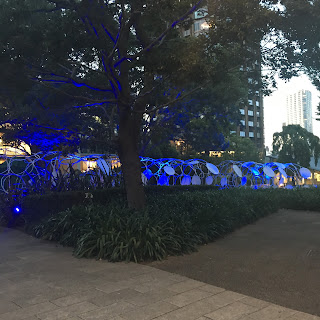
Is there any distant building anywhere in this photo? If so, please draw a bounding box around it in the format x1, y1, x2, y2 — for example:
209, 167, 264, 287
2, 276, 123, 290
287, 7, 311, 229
181, 7, 264, 151
286, 90, 313, 133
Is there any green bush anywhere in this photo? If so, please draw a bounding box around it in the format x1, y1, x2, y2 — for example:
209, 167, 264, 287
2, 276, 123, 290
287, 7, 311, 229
31, 187, 287, 262
4, 186, 320, 262
0, 185, 219, 228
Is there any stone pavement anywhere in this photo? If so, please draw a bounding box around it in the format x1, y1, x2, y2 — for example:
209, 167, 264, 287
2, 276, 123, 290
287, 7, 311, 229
0, 227, 319, 320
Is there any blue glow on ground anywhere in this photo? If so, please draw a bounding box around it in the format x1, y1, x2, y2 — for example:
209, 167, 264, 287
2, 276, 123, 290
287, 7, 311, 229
13, 206, 21, 215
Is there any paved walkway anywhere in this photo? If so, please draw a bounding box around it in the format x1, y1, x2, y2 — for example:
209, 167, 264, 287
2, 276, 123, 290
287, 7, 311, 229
150, 209, 320, 317
0, 226, 318, 320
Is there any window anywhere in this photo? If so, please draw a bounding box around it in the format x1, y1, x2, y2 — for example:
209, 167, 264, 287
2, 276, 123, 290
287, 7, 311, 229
240, 120, 245, 126
248, 121, 254, 127
248, 110, 254, 116
249, 132, 254, 138
240, 109, 245, 115
257, 111, 260, 117
184, 29, 191, 36
257, 122, 260, 127
240, 131, 245, 137
256, 101, 260, 107
230, 130, 236, 134
194, 22, 200, 32
248, 99, 253, 106
257, 133, 261, 138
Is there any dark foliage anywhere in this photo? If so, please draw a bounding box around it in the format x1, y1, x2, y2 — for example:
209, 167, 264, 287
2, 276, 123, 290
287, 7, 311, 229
21, 187, 320, 262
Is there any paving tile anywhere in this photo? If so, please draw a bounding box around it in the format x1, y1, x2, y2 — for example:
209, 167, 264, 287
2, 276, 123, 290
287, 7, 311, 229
79, 301, 136, 320
239, 296, 271, 309
124, 288, 177, 307
204, 291, 246, 306
205, 301, 259, 320
287, 312, 320, 320
51, 289, 106, 307
153, 294, 233, 320
0, 301, 58, 320
197, 284, 226, 295
247, 304, 297, 319
89, 289, 139, 307
0, 300, 21, 314
167, 279, 206, 293
94, 281, 130, 294
13, 295, 49, 308
132, 278, 180, 293
37, 301, 98, 320
167, 288, 214, 307
121, 301, 178, 320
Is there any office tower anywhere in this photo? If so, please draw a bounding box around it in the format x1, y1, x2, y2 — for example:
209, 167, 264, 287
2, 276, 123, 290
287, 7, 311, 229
286, 90, 313, 133
183, 7, 264, 151
237, 70, 264, 150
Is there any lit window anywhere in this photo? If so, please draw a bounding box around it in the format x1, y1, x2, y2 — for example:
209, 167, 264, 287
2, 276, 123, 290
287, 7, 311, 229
248, 121, 254, 127
240, 109, 245, 115
248, 110, 254, 116
194, 22, 200, 32
249, 132, 254, 138
240, 131, 245, 137
248, 99, 253, 105
240, 120, 245, 126
257, 111, 260, 117
256, 101, 260, 107
201, 22, 210, 30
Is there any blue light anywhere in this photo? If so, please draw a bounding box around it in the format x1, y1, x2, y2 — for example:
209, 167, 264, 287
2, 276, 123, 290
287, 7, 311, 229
143, 169, 153, 180
251, 168, 260, 176
158, 174, 169, 186
13, 206, 21, 215
241, 177, 247, 186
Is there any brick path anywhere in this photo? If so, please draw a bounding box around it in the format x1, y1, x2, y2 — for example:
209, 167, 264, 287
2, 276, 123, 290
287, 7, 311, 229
0, 227, 318, 320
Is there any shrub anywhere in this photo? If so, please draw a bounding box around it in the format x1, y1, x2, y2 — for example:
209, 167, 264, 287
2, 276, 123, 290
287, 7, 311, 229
31, 187, 286, 262
4, 186, 320, 262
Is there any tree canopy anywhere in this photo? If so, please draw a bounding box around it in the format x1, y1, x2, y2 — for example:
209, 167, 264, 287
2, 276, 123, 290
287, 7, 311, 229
273, 125, 320, 167
1, 0, 320, 207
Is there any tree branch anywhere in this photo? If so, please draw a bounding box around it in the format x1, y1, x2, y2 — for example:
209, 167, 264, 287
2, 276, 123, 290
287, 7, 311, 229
37, 82, 117, 104
116, 0, 204, 65
143, 81, 210, 115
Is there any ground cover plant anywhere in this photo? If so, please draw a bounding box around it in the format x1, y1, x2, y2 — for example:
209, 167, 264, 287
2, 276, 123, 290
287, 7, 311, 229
10, 187, 318, 262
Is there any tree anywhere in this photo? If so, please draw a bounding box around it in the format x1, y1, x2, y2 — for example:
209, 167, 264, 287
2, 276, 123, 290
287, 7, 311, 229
272, 125, 320, 167
1, 0, 244, 209
1, 0, 320, 209
223, 135, 262, 162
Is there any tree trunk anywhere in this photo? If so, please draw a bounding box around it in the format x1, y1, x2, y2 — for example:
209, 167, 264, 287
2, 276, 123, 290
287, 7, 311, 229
118, 111, 146, 210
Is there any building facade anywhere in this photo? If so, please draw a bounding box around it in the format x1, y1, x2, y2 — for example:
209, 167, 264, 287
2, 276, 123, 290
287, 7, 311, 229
182, 7, 265, 151
236, 74, 264, 151
286, 89, 313, 133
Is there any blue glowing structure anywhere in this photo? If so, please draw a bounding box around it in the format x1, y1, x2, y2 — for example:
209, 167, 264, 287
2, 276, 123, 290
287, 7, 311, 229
0, 150, 313, 196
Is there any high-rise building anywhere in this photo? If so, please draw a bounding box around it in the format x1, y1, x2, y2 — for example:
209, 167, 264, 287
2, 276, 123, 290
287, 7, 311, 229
181, 7, 264, 151
286, 90, 313, 133
236, 70, 264, 151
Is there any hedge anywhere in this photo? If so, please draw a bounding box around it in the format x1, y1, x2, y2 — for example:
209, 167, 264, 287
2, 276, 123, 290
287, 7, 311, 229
0, 185, 219, 226
2, 187, 320, 262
